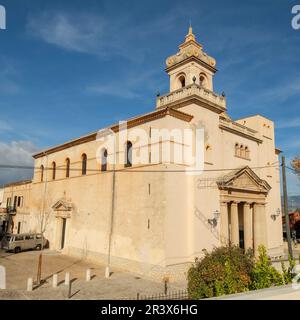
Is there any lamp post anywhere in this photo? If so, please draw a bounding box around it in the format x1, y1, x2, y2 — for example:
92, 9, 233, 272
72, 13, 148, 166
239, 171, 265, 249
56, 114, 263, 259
208, 210, 220, 227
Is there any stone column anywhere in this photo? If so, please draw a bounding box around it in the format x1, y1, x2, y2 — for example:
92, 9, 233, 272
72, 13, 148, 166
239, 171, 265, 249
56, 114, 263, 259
230, 202, 239, 246
253, 203, 268, 255
220, 202, 229, 245
243, 202, 253, 252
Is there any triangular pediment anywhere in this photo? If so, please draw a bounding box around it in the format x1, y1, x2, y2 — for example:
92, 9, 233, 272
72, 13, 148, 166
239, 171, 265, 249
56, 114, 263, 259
52, 199, 73, 211
217, 166, 271, 194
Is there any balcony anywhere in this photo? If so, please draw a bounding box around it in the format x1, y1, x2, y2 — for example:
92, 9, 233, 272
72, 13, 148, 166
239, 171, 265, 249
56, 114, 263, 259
7, 206, 17, 215
156, 83, 227, 111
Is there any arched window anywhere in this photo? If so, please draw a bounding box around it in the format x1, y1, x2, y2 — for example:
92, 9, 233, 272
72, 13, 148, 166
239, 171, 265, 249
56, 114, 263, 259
52, 162, 56, 180
178, 75, 186, 88
81, 154, 87, 175
235, 143, 240, 157
199, 73, 207, 88
40, 165, 44, 182
240, 145, 245, 158
65, 158, 70, 178
101, 149, 108, 172
245, 146, 250, 159
125, 141, 133, 168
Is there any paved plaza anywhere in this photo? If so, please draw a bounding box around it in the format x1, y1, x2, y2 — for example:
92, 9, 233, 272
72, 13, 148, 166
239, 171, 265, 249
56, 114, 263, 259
0, 249, 186, 300
1, 243, 300, 300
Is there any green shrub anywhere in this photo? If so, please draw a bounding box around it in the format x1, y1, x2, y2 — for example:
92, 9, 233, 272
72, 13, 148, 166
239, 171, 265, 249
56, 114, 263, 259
281, 255, 296, 284
250, 245, 284, 290
187, 245, 253, 299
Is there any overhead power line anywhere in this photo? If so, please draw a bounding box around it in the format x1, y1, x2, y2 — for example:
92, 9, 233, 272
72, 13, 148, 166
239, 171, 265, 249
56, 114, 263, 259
0, 163, 280, 173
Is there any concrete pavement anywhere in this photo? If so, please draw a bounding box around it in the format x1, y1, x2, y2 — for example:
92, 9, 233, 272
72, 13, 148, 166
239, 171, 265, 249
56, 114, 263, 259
0, 249, 186, 300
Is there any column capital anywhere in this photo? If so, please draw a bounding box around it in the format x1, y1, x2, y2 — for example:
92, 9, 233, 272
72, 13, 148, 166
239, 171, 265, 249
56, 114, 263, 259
220, 201, 228, 206
254, 202, 266, 207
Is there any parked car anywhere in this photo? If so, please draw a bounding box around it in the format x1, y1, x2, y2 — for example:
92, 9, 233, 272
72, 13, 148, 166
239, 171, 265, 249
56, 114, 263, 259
0, 232, 5, 242
1, 233, 47, 253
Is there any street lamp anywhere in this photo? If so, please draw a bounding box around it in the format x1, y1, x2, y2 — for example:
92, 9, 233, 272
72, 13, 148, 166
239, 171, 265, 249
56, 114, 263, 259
271, 208, 281, 221
208, 210, 220, 227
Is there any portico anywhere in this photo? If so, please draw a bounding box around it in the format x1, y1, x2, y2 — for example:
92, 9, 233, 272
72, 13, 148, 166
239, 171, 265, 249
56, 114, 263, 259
218, 166, 271, 254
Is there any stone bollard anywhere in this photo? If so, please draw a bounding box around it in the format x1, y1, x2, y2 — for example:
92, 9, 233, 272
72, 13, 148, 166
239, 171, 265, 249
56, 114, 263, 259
65, 272, 70, 286
27, 278, 33, 292
105, 266, 110, 279
53, 274, 58, 288
86, 269, 91, 282
0, 265, 6, 290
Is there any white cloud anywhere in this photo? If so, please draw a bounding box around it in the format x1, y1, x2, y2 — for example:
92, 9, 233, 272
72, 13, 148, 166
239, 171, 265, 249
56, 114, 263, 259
86, 67, 162, 99
260, 81, 300, 104
0, 56, 21, 95
26, 7, 186, 61
276, 117, 300, 129
27, 13, 107, 54
0, 140, 38, 186
0, 120, 12, 132
87, 84, 140, 99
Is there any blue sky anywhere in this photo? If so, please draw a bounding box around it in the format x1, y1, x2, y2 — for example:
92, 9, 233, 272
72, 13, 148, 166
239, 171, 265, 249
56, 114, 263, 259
0, 0, 300, 194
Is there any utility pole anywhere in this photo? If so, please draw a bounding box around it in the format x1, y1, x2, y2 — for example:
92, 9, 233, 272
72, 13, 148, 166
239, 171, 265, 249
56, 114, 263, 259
37, 152, 48, 285
282, 156, 293, 259
106, 134, 116, 278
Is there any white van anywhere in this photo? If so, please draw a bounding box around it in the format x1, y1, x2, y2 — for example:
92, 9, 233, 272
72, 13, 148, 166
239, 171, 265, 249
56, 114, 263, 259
1, 234, 47, 253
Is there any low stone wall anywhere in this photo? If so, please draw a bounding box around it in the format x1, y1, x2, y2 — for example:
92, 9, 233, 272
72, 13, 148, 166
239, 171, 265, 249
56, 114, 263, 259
65, 246, 190, 283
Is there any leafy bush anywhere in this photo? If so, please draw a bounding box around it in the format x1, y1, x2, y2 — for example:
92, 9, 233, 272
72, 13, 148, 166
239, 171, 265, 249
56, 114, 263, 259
281, 255, 296, 284
187, 245, 253, 299
187, 244, 295, 299
249, 246, 284, 289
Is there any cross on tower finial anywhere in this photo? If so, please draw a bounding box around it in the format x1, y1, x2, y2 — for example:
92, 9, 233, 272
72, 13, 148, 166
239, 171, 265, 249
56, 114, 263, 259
185, 21, 195, 42
189, 19, 192, 34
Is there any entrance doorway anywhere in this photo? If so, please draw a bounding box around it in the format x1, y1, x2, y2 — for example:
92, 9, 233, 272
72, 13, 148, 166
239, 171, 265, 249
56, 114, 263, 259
61, 218, 67, 250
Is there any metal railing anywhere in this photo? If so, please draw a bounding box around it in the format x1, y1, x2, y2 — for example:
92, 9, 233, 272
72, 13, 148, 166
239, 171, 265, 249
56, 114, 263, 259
128, 289, 189, 300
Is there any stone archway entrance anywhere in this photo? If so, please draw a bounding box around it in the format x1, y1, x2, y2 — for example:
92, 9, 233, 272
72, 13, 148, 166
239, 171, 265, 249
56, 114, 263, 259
52, 199, 73, 251
217, 166, 271, 254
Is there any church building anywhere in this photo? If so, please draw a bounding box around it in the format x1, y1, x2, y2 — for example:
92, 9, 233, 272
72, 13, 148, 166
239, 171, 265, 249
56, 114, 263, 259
2, 27, 283, 280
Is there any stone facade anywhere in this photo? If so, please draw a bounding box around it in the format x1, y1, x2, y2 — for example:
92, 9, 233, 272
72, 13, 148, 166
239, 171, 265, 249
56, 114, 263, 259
2, 28, 283, 281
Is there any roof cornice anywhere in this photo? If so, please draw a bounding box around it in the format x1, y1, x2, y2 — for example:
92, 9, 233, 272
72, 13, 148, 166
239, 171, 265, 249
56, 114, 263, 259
33, 107, 193, 159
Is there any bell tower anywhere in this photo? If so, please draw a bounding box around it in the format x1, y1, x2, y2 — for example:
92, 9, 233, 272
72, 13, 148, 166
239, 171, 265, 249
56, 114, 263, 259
165, 26, 217, 92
